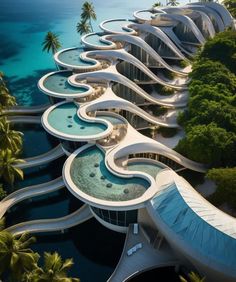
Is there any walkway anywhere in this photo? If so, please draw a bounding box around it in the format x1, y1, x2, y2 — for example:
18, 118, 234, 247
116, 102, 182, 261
15, 144, 65, 169
6, 204, 93, 235
8, 115, 41, 124
3, 104, 49, 115
108, 224, 178, 282
0, 177, 64, 219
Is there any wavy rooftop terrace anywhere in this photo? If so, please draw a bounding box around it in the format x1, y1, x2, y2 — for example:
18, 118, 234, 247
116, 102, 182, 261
37, 2, 236, 281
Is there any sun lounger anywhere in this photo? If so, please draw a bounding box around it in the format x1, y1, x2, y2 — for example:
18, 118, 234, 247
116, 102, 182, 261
127, 242, 142, 256
133, 223, 139, 234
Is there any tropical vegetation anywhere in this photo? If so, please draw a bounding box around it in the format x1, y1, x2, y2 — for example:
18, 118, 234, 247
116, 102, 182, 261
0, 116, 23, 151
152, 2, 162, 7
42, 31, 62, 54
77, 1, 96, 35
0, 184, 7, 200
0, 231, 39, 281
0, 149, 25, 186
0, 72, 24, 189
223, 0, 236, 18
167, 0, 179, 6
176, 29, 236, 210
0, 221, 80, 282
22, 252, 80, 282
0, 72, 17, 109
207, 167, 236, 208
77, 20, 92, 35
180, 271, 205, 282
176, 30, 236, 168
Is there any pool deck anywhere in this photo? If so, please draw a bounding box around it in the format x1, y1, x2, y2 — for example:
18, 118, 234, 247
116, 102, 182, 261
108, 223, 179, 282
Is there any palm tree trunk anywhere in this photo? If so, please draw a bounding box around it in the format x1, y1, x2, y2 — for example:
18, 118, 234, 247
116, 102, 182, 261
90, 19, 93, 32
52, 50, 60, 71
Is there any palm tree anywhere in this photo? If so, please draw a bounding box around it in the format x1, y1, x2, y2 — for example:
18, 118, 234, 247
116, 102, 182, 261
0, 91, 17, 108
42, 31, 61, 54
76, 19, 92, 35
24, 252, 80, 282
81, 1, 97, 32
0, 217, 5, 231
179, 271, 205, 282
223, 0, 236, 18
0, 184, 7, 200
0, 231, 39, 281
0, 116, 23, 151
0, 73, 17, 108
0, 149, 25, 185
152, 2, 162, 7
167, 0, 179, 6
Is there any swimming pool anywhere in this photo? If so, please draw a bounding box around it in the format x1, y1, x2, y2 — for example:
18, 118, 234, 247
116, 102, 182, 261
47, 102, 107, 137
101, 19, 135, 33
83, 33, 112, 47
43, 71, 87, 95
70, 146, 149, 201
57, 48, 95, 67
127, 161, 164, 179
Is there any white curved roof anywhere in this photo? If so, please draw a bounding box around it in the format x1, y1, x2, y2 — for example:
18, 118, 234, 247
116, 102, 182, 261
149, 169, 236, 278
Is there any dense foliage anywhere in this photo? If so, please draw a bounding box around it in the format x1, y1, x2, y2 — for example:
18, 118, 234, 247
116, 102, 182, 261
200, 31, 236, 73
176, 31, 236, 168
223, 0, 236, 18
207, 167, 236, 207
0, 225, 80, 282
0, 184, 7, 200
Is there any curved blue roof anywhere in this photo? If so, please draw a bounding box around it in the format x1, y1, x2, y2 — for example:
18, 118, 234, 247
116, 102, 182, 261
151, 183, 236, 271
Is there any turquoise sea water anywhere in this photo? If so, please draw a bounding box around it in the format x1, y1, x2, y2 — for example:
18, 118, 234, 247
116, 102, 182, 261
0, 0, 187, 106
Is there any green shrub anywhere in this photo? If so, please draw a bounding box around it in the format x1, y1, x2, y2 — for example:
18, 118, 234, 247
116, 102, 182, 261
207, 167, 236, 208
0, 184, 7, 200
158, 127, 178, 138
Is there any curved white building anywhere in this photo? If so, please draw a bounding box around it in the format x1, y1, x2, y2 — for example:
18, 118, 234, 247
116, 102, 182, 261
37, 2, 235, 281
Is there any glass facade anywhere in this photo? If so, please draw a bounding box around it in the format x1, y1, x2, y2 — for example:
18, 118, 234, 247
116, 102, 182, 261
91, 206, 138, 227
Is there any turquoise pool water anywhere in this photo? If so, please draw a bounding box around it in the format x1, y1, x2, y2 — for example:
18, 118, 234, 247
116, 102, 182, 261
84, 33, 112, 47
70, 146, 149, 201
127, 161, 163, 179
43, 72, 87, 94
102, 19, 134, 33
97, 114, 125, 125
58, 48, 95, 67
47, 103, 107, 136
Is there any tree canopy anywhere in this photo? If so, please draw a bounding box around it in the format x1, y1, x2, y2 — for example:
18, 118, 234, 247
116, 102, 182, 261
207, 167, 236, 207
176, 30, 236, 168
223, 0, 236, 18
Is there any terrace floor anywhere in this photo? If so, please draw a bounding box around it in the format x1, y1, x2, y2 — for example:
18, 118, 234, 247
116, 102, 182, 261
108, 223, 178, 282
